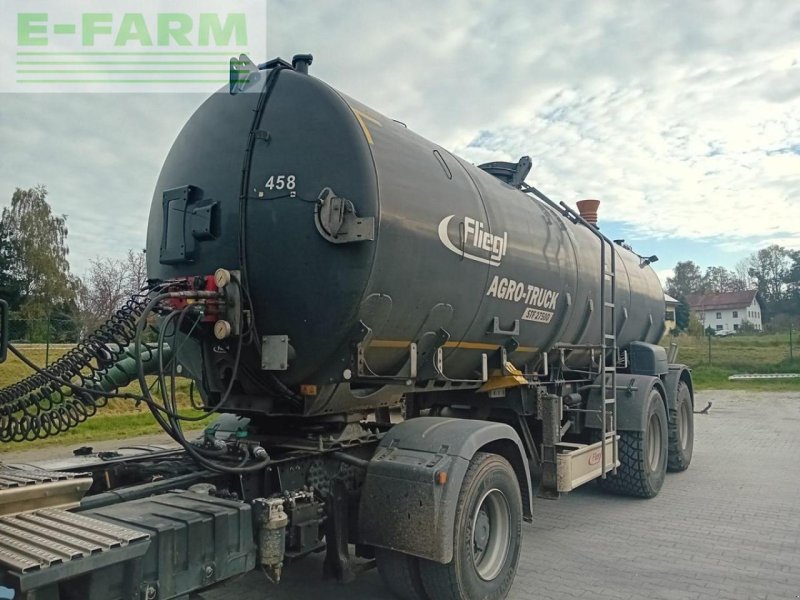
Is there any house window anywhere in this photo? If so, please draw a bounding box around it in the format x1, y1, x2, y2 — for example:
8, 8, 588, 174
734, 324, 739, 331
733, 311, 738, 318
665, 310, 675, 322
716, 325, 723, 331
716, 312, 722, 319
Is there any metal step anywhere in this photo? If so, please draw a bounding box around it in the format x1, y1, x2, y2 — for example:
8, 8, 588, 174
0, 466, 93, 517
555, 435, 619, 492
0, 466, 89, 489
0, 508, 149, 574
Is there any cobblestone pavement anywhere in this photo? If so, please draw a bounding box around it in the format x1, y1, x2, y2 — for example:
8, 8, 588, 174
201, 391, 800, 600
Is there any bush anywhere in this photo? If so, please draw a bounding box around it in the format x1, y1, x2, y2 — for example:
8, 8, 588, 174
687, 315, 705, 337
738, 320, 759, 335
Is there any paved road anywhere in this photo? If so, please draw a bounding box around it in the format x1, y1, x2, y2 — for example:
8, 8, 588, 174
200, 391, 800, 600
3, 391, 798, 599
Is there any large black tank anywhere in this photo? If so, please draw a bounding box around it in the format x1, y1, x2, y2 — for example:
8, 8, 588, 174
146, 60, 665, 405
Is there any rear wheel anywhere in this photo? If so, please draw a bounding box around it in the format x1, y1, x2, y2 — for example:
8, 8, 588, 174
376, 548, 429, 600
418, 452, 522, 600
598, 388, 668, 498
667, 381, 694, 472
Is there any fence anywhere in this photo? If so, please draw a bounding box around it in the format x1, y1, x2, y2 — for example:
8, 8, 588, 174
689, 325, 798, 369
6, 316, 799, 370
7, 316, 83, 365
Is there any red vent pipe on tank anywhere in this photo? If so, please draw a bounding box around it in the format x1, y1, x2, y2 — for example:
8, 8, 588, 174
576, 199, 600, 226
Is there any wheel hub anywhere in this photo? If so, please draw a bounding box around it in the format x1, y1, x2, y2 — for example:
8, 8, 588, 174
647, 411, 663, 472
471, 488, 511, 581
474, 509, 491, 552
679, 400, 690, 450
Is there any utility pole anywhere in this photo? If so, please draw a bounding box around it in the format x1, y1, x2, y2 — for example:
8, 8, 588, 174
790, 322, 794, 361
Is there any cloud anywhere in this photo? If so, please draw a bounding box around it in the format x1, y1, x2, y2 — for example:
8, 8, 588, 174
0, 92, 203, 274
455, 80, 800, 247
655, 268, 675, 291
1, 0, 798, 276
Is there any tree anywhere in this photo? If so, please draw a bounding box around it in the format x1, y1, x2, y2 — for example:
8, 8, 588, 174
748, 245, 791, 305
0, 186, 78, 320
702, 266, 741, 294
78, 258, 129, 333
686, 314, 705, 336
733, 258, 753, 291
786, 250, 800, 304
123, 249, 148, 293
675, 301, 691, 332
666, 261, 703, 299
0, 218, 22, 310
78, 249, 147, 333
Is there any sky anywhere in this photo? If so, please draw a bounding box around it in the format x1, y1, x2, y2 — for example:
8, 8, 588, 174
1, 0, 799, 288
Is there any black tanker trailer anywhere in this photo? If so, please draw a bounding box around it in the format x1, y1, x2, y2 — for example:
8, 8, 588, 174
0, 55, 694, 600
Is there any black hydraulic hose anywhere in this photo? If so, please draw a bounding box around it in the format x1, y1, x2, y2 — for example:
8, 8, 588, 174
157, 308, 183, 413
238, 66, 285, 344
171, 421, 272, 474
132, 281, 273, 474
331, 452, 370, 470
79, 470, 217, 510
133, 291, 219, 419
132, 292, 207, 445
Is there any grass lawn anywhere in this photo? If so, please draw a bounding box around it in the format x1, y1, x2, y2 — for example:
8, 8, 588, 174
665, 332, 800, 391
0, 345, 205, 453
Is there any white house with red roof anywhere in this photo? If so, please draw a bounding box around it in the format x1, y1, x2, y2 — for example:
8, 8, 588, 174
664, 293, 680, 333
685, 290, 763, 333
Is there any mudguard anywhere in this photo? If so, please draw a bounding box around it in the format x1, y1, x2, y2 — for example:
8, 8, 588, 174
584, 373, 668, 431
662, 364, 694, 414
358, 417, 533, 563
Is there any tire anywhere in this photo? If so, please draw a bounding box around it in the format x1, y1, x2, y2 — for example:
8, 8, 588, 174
376, 548, 429, 600
597, 388, 668, 498
667, 381, 694, 472
418, 453, 522, 600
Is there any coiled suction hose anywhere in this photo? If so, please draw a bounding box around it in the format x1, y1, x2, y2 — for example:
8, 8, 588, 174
0, 289, 157, 442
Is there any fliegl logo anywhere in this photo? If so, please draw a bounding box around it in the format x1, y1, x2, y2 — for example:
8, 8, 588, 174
438, 215, 509, 267
5, 0, 266, 93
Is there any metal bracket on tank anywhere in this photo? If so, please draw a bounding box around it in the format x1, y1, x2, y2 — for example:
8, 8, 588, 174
314, 188, 375, 244
160, 185, 218, 265
229, 54, 261, 93
431, 328, 489, 386
488, 317, 520, 336
354, 322, 418, 384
